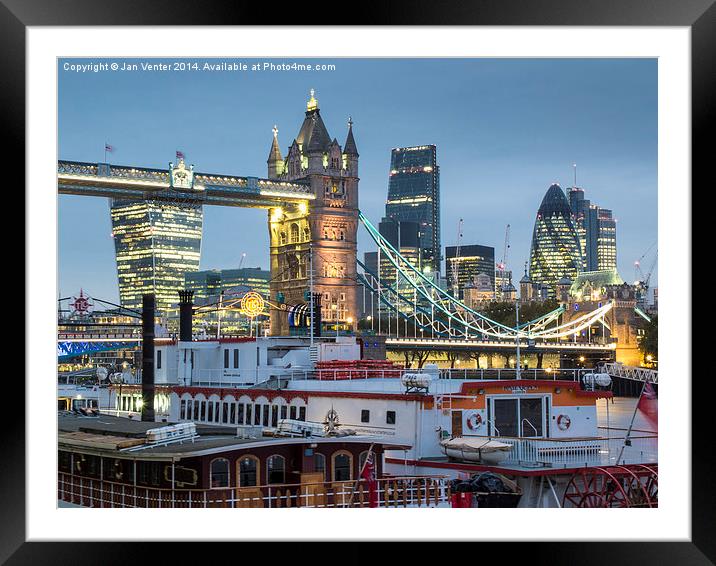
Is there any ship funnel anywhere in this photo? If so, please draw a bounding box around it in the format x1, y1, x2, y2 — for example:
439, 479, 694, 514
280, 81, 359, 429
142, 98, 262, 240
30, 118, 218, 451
178, 290, 194, 342
141, 294, 156, 422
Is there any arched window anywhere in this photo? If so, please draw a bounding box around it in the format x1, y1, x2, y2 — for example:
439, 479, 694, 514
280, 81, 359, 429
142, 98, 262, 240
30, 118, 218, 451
314, 453, 326, 480
210, 458, 230, 488
266, 455, 286, 485
238, 455, 260, 487
332, 451, 353, 482
290, 223, 299, 243
280, 231, 287, 245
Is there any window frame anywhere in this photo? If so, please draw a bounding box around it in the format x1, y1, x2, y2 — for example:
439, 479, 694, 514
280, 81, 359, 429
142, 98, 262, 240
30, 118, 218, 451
209, 457, 230, 489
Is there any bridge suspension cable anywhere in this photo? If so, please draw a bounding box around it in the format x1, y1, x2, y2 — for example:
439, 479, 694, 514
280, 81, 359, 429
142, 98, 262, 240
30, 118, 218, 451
357, 211, 613, 340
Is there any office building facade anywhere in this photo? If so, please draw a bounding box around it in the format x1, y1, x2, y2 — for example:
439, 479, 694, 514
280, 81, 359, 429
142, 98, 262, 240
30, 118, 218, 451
110, 199, 203, 314
445, 244, 495, 300
568, 187, 617, 272
386, 145, 441, 275
529, 184, 583, 296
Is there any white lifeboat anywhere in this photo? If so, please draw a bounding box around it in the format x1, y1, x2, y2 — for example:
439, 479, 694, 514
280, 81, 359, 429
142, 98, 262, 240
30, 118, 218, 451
440, 437, 513, 465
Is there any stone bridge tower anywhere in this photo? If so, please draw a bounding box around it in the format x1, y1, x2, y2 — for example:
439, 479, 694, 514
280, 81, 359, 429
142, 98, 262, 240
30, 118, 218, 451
266, 90, 359, 336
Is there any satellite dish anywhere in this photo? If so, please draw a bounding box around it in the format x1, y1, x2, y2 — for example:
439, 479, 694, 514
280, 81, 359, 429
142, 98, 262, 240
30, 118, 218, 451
96, 367, 108, 381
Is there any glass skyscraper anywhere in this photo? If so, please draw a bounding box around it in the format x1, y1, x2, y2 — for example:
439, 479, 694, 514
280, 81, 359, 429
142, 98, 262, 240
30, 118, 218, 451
110, 199, 203, 314
529, 184, 583, 295
445, 244, 495, 300
386, 145, 440, 275
568, 187, 617, 272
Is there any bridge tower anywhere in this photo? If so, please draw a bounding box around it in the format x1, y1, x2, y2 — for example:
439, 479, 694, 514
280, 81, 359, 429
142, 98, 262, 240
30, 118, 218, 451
266, 90, 359, 336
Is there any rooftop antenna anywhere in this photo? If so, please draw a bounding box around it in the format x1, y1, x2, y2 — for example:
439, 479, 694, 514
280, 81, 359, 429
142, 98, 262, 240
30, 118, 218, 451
573, 163, 577, 187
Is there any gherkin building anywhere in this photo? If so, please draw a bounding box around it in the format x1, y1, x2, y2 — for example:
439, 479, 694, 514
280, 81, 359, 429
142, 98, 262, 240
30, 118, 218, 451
529, 183, 583, 296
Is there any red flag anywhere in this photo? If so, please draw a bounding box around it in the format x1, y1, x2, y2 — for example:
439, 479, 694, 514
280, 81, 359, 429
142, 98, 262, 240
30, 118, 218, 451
637, 382, 658, 431
360, 452, 378, 508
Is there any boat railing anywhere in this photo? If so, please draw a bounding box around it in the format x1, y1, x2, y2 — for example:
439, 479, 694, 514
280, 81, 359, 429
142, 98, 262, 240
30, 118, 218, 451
57, 472, 451, 509
462, 434, 657, 468
176, 367, 590, 387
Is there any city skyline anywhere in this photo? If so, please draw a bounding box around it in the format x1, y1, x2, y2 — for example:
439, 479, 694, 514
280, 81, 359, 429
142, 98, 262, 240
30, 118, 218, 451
58, 58, 657, 303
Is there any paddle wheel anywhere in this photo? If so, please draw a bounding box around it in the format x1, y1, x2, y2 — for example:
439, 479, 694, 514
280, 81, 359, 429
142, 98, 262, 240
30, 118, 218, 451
562, 464, 658, 508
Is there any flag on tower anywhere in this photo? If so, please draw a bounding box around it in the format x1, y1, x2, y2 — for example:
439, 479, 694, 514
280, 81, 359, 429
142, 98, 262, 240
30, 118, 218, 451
176, 150, 185, 160
104, 143, 114, 152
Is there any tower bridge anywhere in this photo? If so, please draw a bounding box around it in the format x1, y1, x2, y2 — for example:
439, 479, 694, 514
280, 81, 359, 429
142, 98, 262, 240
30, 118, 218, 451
58, 90, 618, 346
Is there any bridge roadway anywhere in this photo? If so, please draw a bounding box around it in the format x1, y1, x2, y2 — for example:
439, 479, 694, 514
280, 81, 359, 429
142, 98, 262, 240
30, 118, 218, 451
58, 160, 314, 208
385, 337, 616, 354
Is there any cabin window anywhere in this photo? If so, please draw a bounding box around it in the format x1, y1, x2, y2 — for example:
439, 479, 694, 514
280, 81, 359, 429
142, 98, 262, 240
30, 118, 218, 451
271, 405, 279, 427
314, 453, 326, 480
224, 349, 229, 369
246, 404, 252, 424
298, 406, 306, 421
180, 400, 187, 420
280, 405, 287, 420
267, 455, 286, 484
237, 403, 245, 425
229, 403, 236, 424
238, 456, 259, 487
361, 410, 370, 423
157, 349, 162, 369
150, 462, 161, 486
210, 458, 230, 488
254, 404, 262, 426
193, 400, 200, 421
386, 411, 396, 425
200, 401, 206, 421
289, 406, 297, 420
262, 405, 270, 427
222, 402, 229, 424
233, 349, 239, 368
208, 402, 215, 422
332, 452, 352, 482
58, 451, 71, 473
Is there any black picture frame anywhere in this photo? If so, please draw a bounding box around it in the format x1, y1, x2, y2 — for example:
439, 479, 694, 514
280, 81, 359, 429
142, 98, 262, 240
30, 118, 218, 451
7, 1, 706, 563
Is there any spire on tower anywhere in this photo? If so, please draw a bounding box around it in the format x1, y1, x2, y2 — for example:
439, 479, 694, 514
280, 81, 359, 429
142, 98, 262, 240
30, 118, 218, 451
344, 116, 358, 156
307, 88, 318, 112
267, 124, 284, 176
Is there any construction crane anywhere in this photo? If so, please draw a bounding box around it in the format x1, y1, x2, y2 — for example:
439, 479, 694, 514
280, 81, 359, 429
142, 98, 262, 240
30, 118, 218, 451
633, 242, 656, 285
496, 224, 511, 299
238, 252, 247, 270
451, 218, 464, 298
497, 224, 511, 271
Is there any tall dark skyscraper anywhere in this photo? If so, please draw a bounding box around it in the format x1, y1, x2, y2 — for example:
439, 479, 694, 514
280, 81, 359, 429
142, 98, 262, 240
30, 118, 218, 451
568, 186, 618, 272
445, 244, 495, 300
386, 145, 440, 276
529, 183, 583, 295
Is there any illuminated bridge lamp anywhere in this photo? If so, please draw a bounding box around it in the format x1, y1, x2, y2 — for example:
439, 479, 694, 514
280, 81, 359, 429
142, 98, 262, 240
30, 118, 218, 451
298, 202, 308, 214
270, 208, 283, 222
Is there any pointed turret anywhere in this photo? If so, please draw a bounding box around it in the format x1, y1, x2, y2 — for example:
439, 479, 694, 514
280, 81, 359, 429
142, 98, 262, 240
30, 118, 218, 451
267, 125, 284, 179
343, 117, 359, 177
344, 117, 358, 156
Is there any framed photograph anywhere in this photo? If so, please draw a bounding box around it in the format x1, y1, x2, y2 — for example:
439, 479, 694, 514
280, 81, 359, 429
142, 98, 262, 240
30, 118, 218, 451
10, 0, 707, 562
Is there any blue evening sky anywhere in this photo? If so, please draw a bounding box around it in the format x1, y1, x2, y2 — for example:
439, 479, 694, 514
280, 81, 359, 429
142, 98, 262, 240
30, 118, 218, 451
58, 58, 657, 302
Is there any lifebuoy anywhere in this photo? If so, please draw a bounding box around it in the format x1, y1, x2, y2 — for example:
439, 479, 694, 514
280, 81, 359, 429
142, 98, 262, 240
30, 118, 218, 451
466, 412, 483, 430
557, 414, 571, 431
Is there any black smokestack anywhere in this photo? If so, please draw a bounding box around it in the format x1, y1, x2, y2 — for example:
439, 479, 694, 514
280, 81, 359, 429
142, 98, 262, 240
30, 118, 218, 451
179, 290, 194, 342
141, 294, 156, 422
